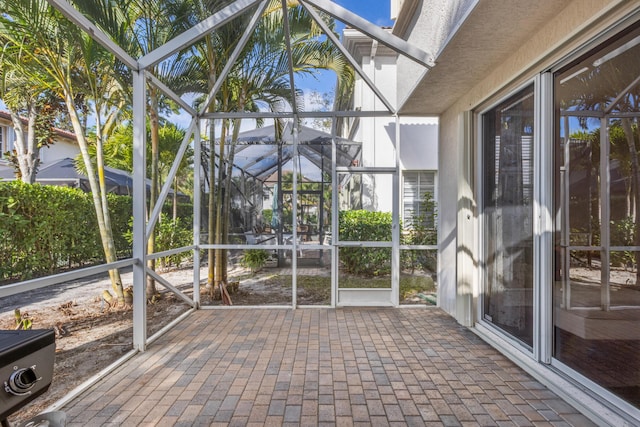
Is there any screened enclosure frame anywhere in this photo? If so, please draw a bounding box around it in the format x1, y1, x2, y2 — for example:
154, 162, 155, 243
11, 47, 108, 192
35, 0, 437, 352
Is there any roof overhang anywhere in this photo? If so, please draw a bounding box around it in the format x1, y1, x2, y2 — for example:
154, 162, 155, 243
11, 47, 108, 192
343, 27, 397, 63
398, 0, 570, 115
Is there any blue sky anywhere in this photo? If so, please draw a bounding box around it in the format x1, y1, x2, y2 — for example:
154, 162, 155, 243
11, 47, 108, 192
334, 0, 395, 28
296, 0, 395, 107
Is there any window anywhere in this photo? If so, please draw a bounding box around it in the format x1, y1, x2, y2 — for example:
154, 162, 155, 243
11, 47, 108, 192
402, 171, 435, 227
0, 126, 4, 157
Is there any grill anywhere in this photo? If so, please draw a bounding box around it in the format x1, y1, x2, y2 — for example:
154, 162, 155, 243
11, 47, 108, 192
0, 329, 56, 424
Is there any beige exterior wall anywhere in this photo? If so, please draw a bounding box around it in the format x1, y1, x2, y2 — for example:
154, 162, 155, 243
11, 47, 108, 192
434, 0, 640, 320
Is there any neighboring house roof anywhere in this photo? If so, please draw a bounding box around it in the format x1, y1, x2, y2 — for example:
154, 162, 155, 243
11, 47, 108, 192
0, 157, 186, 198
0, 110, 78, 142
0, 157, 125, 194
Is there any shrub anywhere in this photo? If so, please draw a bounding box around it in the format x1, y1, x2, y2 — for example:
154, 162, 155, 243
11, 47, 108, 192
0, 182, 195, 281
124, 213, 193, 269
338, 210, 392, 276
154, 215, 193, 268
240, 249, 270, 273
0, 182, 102, 280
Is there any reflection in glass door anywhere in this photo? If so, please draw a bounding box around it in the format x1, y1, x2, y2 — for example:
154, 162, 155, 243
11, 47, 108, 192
482, 86, 535, 347
554, 24, 640, 409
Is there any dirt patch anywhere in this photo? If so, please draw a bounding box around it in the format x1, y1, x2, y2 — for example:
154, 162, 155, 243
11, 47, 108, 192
0, 291, 190, 425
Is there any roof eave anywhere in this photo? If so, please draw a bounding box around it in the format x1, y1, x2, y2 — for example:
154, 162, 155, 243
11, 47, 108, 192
398, 0, 571, 115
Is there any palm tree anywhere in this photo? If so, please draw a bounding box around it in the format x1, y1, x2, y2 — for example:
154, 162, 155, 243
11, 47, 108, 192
184, 0, 353, 294
0, 0, 128, 304
100, 121, 194, 219
0, 27, 66, 183
73, 0, 199, 295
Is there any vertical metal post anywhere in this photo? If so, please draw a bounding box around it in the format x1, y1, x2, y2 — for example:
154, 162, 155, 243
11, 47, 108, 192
320, 146, 325, 252
392, 114, 400, 306
292, 119, 299, 309
601, 117, 611, 311
331, 118, 338, 307
535, 73, 553, 363
132, 70, 147, 351
193, 122, 202, 308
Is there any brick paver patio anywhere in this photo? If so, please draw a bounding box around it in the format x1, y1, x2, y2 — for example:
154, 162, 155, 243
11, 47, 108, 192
62, 308, 596, 426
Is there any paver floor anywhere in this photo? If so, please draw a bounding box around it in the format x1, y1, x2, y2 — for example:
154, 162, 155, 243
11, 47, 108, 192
62, 308, 596, 426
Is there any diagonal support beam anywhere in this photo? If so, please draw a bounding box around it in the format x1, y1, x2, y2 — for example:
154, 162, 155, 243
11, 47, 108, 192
146, 117, 198, 241
302, 0, 434, 68
200, 0, 270, 115
139, 0, 262, 70
46, 0, 138, 70
146, 267, 195, 307
145, 71, 197, 116
300, 1, 395, 113
605, 73, 640, 114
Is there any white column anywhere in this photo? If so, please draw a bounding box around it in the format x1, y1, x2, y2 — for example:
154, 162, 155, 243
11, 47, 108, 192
456, 111, 475, 327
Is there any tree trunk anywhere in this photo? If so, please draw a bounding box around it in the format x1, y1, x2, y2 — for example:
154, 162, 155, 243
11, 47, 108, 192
214, 121, 228, 291
207, 41, 218, 291
208, 124, 217, 289
64, 93, 125, 305
147, 90, 160, 296
173, 176, 178, 221
8, 105, 40, 184
221, 117, 243, 281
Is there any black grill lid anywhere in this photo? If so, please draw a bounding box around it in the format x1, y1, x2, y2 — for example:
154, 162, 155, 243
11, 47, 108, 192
0, 330, 56, 366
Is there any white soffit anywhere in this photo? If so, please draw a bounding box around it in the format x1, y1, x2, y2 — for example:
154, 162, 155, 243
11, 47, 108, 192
399, 0, 570, 115
305, 0, 435, 68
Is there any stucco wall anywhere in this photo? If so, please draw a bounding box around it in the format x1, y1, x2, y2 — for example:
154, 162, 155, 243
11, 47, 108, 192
435, 0, 637, 320
398, 119, 438, 171
39, 139, 80, 164
347, 39, 439, 213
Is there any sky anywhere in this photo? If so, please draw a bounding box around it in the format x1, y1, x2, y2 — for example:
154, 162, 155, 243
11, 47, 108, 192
335, 0, 395, 28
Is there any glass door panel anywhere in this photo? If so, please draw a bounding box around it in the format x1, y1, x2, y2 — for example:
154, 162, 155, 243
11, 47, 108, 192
482, 85, 535, 347
554, 25, 640, 409
336, 172, 395, 305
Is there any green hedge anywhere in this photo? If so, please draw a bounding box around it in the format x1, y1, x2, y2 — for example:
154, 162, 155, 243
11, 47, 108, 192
338, 208, 438, 276
0, 182, 193, 282
1, 182, 102, 280
338, 210, 392, 276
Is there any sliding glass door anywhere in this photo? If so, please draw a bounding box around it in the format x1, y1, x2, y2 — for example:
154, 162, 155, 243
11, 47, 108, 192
482, 86, 535, 348
554, 24, 640, 409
